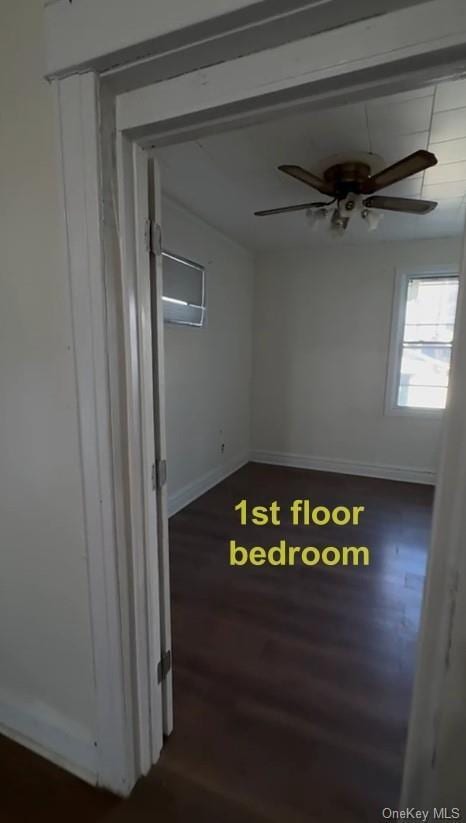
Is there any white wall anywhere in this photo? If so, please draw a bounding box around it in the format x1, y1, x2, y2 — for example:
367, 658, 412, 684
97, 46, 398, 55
162, 197, 255, 514
251, 237, 463, 482
0, 0, 96, 777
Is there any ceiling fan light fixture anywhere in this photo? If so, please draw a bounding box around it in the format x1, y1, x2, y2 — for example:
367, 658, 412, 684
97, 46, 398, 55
330, 207, 349, 238
361, 208, 383, 231
329, 222, 346, 239
342, 195, 359, 213
306, 206, 328, 229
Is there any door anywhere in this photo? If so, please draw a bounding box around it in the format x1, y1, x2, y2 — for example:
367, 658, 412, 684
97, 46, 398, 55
148, 155, 173, 736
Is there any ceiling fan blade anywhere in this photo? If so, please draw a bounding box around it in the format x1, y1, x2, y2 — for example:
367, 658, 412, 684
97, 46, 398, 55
363, 195, 437, 214
362, 150, 437, 194
278, 164, 336, 196
255, 201, 330, 216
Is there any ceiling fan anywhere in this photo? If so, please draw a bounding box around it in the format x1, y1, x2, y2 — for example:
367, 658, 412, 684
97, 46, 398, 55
254, 150, 438, 234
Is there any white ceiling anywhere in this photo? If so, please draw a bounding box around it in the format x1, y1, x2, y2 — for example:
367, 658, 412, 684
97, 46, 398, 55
156, 78, 466, 250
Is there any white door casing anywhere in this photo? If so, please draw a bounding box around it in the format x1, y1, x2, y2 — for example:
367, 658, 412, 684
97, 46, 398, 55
55, 72, 135, 794
148, 156, 174, 736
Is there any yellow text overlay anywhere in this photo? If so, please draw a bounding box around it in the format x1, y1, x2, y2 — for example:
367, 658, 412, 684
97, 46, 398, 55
230, 540, 370, 567
229, 498, 371, 567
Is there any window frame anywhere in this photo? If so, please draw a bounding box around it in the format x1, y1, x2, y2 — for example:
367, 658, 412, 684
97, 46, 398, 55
385, 265, 459, 418
161, 249, 206, 328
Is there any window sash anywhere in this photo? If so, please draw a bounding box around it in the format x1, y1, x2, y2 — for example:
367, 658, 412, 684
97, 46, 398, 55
162, 250, 206, 327
385, 269, 459, 415
398, 342, 452, 390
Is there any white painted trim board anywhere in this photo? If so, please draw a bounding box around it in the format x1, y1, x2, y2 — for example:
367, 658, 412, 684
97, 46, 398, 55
56, 72, 133, 794
168, 453, 249, 517
168, 450, 435, 520
251, 450, 436, 485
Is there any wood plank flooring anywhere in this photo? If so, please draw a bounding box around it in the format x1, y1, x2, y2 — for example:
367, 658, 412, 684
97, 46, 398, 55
0, 463, 433, 822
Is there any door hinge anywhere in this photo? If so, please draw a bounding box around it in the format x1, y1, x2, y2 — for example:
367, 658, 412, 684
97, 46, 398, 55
145, 219, 162, 256
152, 458, 167, 490
157, 649, 172, 684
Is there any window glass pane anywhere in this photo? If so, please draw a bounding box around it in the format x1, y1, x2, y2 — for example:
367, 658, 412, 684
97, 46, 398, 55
404, 277, 458, 343
398, 344, 452, 409
398, 384, 447, 409
404, 322, 455, 343
162, 251, 205, 327
163, 253, 203, 305
163, 300, 204, 326
399, 344, 451, 388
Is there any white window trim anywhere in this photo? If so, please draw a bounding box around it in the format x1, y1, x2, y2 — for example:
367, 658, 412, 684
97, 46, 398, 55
385, 265, 459, 418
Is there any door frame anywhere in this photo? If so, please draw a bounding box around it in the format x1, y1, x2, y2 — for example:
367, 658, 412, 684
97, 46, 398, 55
51, 1, 466, 801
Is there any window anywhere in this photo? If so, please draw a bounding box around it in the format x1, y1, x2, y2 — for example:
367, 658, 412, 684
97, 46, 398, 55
386, 269, 459, 414
162, 251, 206, 327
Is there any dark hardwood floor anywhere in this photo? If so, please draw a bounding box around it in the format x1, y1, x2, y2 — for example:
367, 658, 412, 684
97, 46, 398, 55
1, 463, 433, 822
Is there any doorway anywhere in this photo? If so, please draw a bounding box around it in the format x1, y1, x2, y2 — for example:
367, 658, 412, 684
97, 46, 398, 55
49, 3, 466, 804
144, 76, 464, 818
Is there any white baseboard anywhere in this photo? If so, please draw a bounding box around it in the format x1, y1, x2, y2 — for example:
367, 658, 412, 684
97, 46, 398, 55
250, 450, 436, 485
0, 691, 97, 784
169, 450, 435, 517
168, 452, 249, 516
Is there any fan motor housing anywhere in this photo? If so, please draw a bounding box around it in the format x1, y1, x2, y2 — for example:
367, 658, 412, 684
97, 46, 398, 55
323, 162, 371, 196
